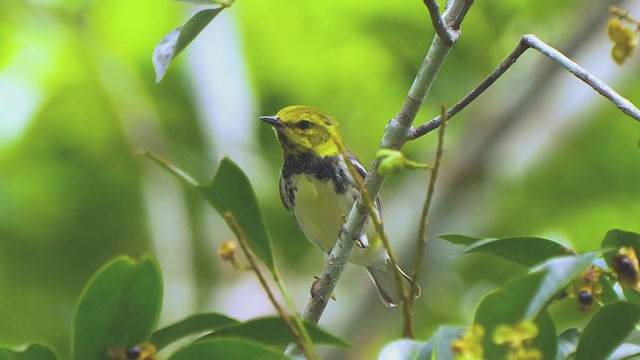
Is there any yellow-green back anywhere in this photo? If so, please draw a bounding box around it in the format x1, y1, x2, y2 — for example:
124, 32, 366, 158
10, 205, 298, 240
273, 105, 341, 157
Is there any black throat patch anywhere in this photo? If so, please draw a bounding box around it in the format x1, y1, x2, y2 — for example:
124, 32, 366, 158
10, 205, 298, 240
282, 152, 351, 194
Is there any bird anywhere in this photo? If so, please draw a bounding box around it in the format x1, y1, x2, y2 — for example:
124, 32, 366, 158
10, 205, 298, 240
260, 105, 418, 307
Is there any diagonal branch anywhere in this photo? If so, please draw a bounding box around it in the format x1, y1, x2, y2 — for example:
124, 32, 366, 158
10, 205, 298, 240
411, 34, 640, 139
424, 0, 457, 44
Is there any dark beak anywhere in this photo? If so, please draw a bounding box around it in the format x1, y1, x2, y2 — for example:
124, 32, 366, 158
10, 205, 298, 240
260, 115, 284, 128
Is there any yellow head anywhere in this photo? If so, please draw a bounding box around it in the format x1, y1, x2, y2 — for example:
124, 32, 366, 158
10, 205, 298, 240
260, 105, 341, 157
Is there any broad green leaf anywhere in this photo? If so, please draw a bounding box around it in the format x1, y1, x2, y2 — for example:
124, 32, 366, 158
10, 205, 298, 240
526, 252, 600, 318
575, 302, 640, 360
623, 288, 640, 304
377, 339, 429, 360
430, 326, 466, 360
600, 274, 622, 304
168, 338, 286, 360
0, 344, 57, 360
609, 343, 640, 359
72, 256, 163, 360
197, 316, 350, 348
144, 154, 274, 270
533, 312, 558, 360
438, 234, 482, 246
474, 271, 545, 359
150, 313, 241, 350
473, 253, 597, 359
450, 236, 574, 267
417, 341, 434, 360
556, 328, 580, 360
153, 8, 225, 82
200, 157, 274, 270
602, 229, 640, 259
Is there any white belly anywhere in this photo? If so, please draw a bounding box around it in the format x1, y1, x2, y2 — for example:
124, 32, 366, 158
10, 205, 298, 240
290, 174, 385, 266
292, 174, 352, 252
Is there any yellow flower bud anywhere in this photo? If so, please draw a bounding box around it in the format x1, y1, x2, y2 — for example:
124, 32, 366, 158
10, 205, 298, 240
608, 18, 637, 45
493, 321, 538, 347
611, 42, 635, 65
452, 324, 485, 360
218, 240, 238, 261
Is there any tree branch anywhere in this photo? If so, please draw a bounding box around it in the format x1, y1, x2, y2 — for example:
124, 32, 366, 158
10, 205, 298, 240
411, 34, 640, 139
294, 0, 474, 332
423, 0, 457, 45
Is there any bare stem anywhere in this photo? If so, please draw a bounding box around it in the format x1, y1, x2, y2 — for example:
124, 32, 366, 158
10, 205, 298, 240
223, 212, 319, 360
609, 6, 640, 25
411, 34, 640, 139
403, 105, 448, 337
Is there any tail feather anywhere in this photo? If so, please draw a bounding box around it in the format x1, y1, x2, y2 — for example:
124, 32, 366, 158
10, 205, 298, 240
366, 260, 421, 308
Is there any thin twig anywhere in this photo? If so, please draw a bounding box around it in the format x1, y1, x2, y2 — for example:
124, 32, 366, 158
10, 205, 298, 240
424, 0, 456, 44
609, 6, 640, 26
295, 0, 473, 332
223, 212, 320, 360
403, 105, 448, 338
332, 136, 411, 307
411, 34, 640, 139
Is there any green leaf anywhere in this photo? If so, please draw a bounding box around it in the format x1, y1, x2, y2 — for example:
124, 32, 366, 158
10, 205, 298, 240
438, 234, 482, 246
0, 344, 57, 360
150, 313, 241, 350
450, 236, 574, 267
168, 338, 286, 360
378, 339, 429, 360
197, 316, 350, 348
473, 252, 597, 359
153, 8, 225, 82
430, 326, 467, 360
474, 271, 544, 359
199, 157, 274, 270
575, 302, 640, 360
525, 252, 600, 318
556, 328, 580, 360
72, 255, 163, 360
609, 343, 640, 359
144, 154, 274, 270
600, 273, 623, 304
533, 311, 558, 360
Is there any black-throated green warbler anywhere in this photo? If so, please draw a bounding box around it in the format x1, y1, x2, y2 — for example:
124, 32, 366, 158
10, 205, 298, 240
260, 105, 418, 307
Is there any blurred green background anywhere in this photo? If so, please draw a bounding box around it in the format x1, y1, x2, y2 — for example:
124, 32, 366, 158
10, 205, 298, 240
1, 0, 639, 358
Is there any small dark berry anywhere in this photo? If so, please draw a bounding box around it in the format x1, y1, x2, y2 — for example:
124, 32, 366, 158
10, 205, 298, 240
614, 255, 636, 276
126, 346, 141, 360
577, 290, 594, 306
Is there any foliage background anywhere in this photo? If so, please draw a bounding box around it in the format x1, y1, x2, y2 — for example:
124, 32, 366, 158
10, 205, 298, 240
1, 0, 639, 358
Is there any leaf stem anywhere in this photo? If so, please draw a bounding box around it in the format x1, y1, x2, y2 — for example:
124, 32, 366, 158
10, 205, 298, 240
223, 212, 319, 360
404, 105, 448, 337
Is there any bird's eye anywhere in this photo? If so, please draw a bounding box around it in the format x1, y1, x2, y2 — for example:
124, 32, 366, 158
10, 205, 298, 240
297, 120, 312, 130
